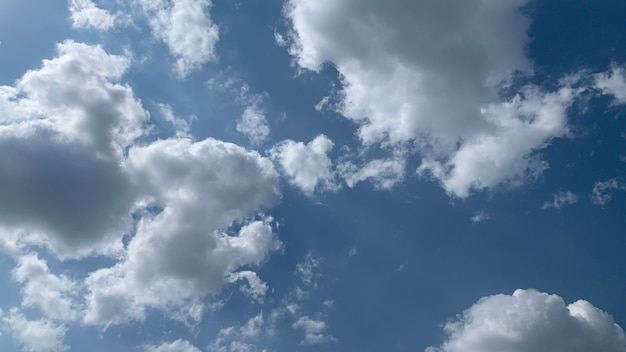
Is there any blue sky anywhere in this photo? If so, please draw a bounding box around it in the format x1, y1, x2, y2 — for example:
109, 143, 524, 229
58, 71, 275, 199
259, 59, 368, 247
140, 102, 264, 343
1, 1, 626, 351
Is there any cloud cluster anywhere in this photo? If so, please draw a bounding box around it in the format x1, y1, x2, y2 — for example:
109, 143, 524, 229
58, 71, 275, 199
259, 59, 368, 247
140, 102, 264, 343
427, 289, 626, 352
0, 40, 284, 339
283, 0, 590, 197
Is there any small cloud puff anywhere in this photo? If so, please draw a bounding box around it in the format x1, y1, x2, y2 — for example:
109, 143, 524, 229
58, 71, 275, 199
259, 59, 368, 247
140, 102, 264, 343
542, 190, 578, 209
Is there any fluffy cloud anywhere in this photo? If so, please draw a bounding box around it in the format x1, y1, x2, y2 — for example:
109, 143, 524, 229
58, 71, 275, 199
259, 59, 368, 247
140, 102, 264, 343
0, 40, 148, 258
542, 190, 578, 209
418, 85, 579, 197
2, 309, 68, 352
591, 179, 624, 207
595, 65, 626, 104
426, 289, 626, 352
84, 138, 282, 326
292, 315, 336, 345
283, 0, 587, 197
1, 40, 284, 330
145, 339, 201, 352
209, 312, 265, 352
136, 0, 219, 77
69, 0, 120, 31
338, 156, 405, 190
470, 211, 491, 224
237, 105, 270, 145
269, 135, 335, 195
228, 271, 270, 304
12, 253, 79, 321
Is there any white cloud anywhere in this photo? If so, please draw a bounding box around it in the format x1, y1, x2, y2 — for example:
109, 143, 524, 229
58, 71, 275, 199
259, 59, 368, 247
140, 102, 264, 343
283, 0, 590, 197
426, 289, 626, 352
136, 0, 219, 77
207, 75, 272, 145
269, 135, 335, 195
12, 253, 79, 321
470, 211, 491, 224
592, 179, 624, 207
418, 85, 579, 197
69, 0, 120, 31
542, 190, 578, 209
145, 339, 201, 352
295, 252, 321, 287
595, 65, 626, 104
292, 315, 336, 345
338, 156, 405, 190
237, 105, 270, 145
209, 312, 264, 352
1, 40, 285, 329
228, 271, 269, 303
2, 308, 68, 352
158, 103, 193, 138
0, 40, 148, 259
84, 138, 282, 326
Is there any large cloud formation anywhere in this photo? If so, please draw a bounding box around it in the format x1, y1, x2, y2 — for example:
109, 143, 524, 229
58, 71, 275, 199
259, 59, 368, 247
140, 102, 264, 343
0, 40, 147, 258
0, 40, 283, 332
283, 0, 584, 196
427, 289, 626, 352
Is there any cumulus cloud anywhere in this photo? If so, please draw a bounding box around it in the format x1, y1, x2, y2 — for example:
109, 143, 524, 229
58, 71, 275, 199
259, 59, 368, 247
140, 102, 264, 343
283, 0, 589, 197
2, 308, 68, 352
591, 179, 625, 207
84, 138, 282, 326
136, 0, 219, 77
12, 253, 79, 321
237, 105, 270, 145
0, 40, 148, 258
419, 86, 579, 197
426, 289, 626, 352
1, 40, 285, 330
145, 339, 201, 352
269, 135, 335, 195
542, 190, 578, 209
69, 0, 120, 31
338, 156, 405, 190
